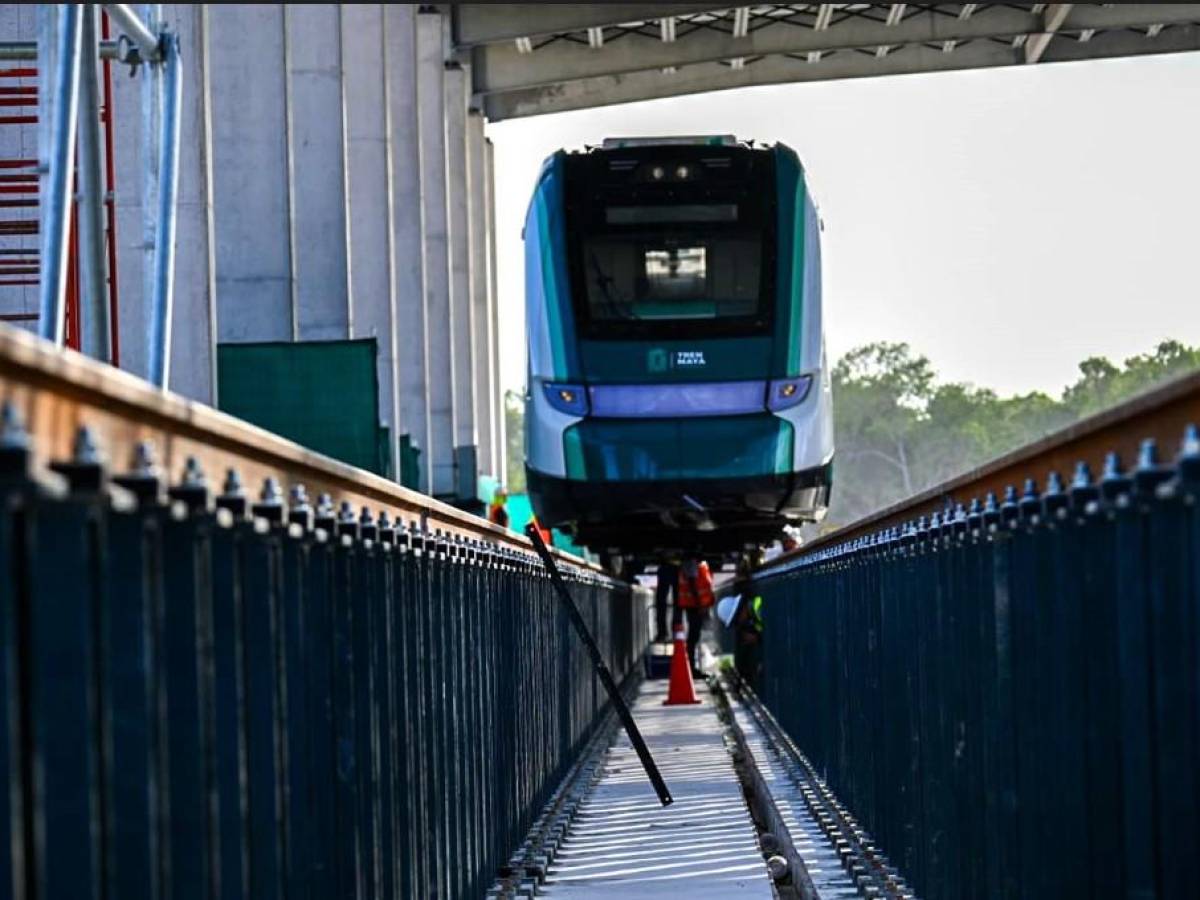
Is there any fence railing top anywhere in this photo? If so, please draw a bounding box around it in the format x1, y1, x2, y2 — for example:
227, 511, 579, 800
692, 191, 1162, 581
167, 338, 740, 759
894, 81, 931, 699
756, 366, 1200, 577
0, 323, 602, 572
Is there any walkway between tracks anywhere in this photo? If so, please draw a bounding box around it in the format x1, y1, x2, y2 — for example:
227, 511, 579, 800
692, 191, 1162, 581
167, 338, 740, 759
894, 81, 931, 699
540, 679, 774, 898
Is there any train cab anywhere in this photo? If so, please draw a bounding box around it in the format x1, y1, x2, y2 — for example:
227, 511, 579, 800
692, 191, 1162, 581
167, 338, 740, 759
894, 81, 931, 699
523, 136, 833, 560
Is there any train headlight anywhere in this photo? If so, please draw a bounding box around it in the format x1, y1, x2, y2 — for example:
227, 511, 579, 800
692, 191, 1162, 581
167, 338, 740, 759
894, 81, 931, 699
767, 376, 813, 412
650, 165, 665, 181
544, 382, 589, 416
675, 164, 691, 179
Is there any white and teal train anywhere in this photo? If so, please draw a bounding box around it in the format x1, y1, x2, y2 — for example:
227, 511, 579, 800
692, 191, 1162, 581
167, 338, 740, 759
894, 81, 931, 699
523, 136, 833, 564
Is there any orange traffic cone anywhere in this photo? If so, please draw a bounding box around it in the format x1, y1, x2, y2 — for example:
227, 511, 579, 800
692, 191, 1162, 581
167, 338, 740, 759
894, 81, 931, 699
663, 623, 701, 705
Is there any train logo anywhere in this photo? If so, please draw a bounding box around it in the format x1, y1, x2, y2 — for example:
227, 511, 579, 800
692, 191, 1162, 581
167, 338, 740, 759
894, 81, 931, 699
647, 348, 669, 373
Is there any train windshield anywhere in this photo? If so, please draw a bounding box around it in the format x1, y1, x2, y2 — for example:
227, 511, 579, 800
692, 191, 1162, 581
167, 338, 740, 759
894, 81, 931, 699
584, 217, 762, 323
566, 148, 774, 339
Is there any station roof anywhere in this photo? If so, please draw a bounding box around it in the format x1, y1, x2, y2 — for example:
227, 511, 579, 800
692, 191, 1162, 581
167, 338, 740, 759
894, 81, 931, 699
453, 4, 1200, 120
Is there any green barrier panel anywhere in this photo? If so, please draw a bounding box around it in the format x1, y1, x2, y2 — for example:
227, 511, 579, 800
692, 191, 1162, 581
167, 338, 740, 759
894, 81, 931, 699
217, 339, 389, 476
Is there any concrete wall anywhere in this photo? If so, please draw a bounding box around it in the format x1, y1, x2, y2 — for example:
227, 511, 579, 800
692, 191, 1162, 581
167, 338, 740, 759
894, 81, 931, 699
3, 3, 500, 498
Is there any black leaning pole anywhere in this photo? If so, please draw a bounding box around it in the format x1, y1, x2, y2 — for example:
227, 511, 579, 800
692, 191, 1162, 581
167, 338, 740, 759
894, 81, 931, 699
524, 524, 674, 807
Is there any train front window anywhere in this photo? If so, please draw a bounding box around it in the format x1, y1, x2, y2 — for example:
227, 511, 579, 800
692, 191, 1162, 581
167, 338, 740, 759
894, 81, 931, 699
583, 232, 762, 323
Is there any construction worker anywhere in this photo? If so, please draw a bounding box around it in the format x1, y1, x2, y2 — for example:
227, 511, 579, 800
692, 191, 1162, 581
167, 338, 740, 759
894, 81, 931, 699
732, 594, 765, 692
676, 555, 715, 677
654, 553, 680, 643
488, 486, 509, 528
530, 512, 552, 547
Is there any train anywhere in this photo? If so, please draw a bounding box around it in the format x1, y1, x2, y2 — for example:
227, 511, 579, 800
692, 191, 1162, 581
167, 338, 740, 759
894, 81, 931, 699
523, 135, 832, 568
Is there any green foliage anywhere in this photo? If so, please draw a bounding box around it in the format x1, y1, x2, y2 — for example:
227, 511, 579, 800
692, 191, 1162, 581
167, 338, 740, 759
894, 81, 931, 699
826, 339, 1200, 529
504, 390, 527, 493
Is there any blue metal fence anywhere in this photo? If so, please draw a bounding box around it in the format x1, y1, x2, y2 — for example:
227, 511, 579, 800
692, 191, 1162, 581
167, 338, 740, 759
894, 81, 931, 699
756, 430, 1200, 899
0, 417, 645, 900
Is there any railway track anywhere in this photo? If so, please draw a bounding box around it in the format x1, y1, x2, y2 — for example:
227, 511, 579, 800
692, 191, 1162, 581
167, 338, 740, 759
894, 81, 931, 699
500, 670, 915, 900
715, 675, 914, 899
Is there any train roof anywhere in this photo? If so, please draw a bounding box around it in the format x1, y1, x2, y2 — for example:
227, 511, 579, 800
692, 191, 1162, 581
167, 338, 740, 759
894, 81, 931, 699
598, 135, 740, 149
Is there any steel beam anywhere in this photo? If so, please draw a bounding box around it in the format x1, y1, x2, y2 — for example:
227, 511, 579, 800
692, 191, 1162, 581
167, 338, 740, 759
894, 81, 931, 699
472, 4, 1200, 98
484, 20, 1200, 119
1025, 3, 1072, 64
453, 3, 729, 47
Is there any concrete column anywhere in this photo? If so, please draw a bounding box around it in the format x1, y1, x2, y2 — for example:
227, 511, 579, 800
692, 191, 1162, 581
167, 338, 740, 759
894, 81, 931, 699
444, 60, 475, 499
207, 4, 291, 342
384, 5, 429, 487
485, 137, 506, 480
286, 4, 349, 340
416, 8, 453, 497
467, 110, 494, 478
342, 4, 398, 476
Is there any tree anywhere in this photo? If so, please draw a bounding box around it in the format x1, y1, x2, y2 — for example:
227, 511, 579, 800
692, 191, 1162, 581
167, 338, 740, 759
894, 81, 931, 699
832, 343, 935, 499
824, 338, 1200, 529
504, 390, 526, 493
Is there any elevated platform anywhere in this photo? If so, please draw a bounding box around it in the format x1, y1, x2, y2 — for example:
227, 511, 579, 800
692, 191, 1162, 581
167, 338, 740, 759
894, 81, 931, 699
541, 679, 773, 898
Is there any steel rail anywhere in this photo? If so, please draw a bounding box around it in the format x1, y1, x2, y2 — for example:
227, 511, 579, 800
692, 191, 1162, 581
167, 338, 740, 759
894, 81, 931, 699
0, 40, 122, 61
761, 366, 1200, 573
0, 323, 601, 568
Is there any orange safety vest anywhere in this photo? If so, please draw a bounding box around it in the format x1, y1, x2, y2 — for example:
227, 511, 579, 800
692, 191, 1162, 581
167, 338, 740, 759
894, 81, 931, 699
677, 562, 715, 609
530, 515, 552, 547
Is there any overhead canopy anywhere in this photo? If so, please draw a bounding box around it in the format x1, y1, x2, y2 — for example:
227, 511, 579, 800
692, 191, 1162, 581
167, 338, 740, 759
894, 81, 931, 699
454, 4, 1200, 120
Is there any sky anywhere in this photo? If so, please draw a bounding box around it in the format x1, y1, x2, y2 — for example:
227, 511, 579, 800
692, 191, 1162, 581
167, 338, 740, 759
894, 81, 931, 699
486, 50, 1200, 400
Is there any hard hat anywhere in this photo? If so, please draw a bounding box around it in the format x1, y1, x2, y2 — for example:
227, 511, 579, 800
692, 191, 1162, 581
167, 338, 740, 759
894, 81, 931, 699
716, 594, 741, 628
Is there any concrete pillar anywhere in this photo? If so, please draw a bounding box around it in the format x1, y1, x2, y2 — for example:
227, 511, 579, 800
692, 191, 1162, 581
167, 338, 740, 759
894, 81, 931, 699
166, 4, 217, 403
384, 5, 429, 487
444, 60, 475, 499
286, 4, 349, 340
207, 4, 292, 342
467, 110, 494, 478
342, 4, 398, 476
485, 137, 506, 481
416, 8, 453, 497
